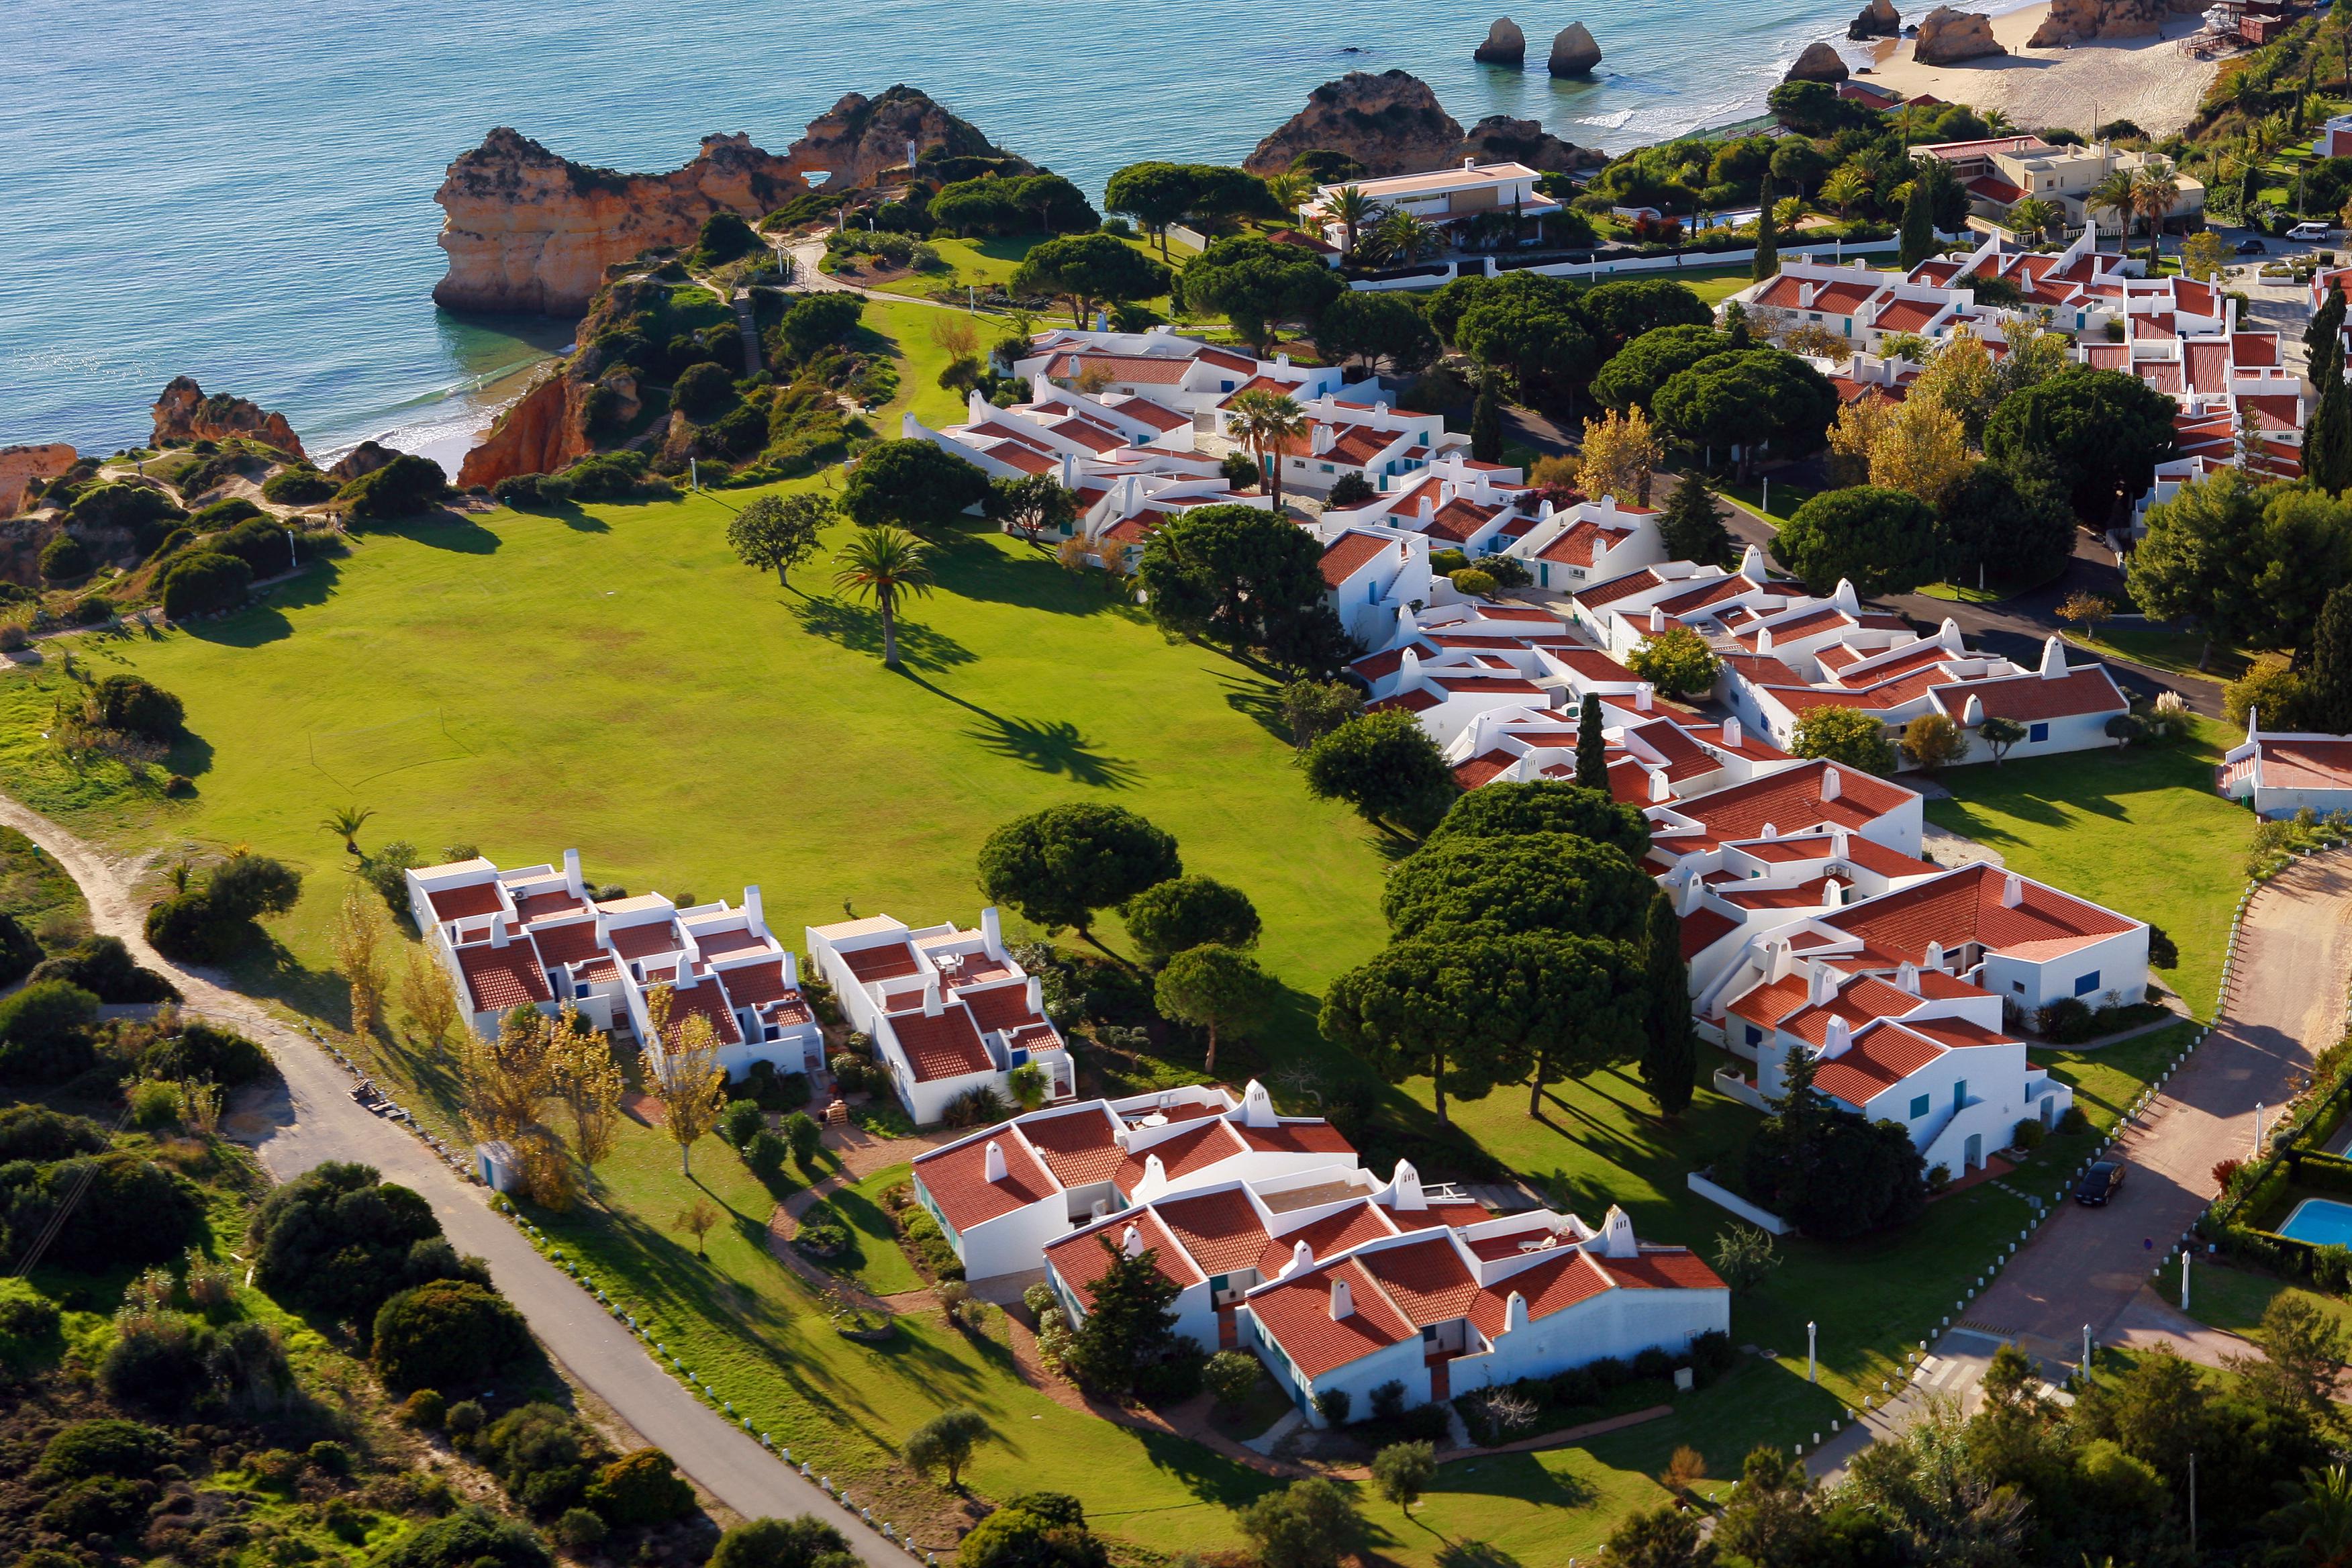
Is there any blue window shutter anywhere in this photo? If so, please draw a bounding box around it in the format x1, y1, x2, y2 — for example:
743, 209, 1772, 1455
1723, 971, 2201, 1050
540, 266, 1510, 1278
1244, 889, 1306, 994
2028, 722, 2050, 742
2074, 970, 2101, 996
1910, 1094, 1930, 1119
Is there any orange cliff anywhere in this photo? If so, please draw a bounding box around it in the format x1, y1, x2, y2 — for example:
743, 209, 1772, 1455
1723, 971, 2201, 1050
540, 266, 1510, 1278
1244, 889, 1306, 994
431, 87, 1027, 317
151, 376, 306, 458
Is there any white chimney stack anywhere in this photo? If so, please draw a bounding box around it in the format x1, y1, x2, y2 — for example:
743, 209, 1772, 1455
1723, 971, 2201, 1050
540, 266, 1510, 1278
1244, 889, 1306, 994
2041, 634, 2067, 679
1649, 767, 1671, 803
1123, 1223, 1144, 1259
2002, 872, 2024, 908
982, 905, 1004, 954
1822, 877, 1843, 908
1330, 1276, 1354, 1318
490, 913, 509, 948
1722, 715, 1742, 747
984, 1140, 1008, 1182
1390, 1158, 1427, 1211
1924, 939, 1946, 971
923, 981, 943, 1016
1506, 1290, 1529, 1331
1601, 1204, 1638, 1259
1824, 1014, 1853, 1058
1821, 765, 1842, 801
1283, 1239, 1314, 1277
1897, 961, 1920, 995
1026, 975, 1044, 1015
1241, 1079, 1279, 1128
1808, 959, 1837, 1008
562, 848, 584, 896
743, 885, 765, 933
1963, 692, 1986, 726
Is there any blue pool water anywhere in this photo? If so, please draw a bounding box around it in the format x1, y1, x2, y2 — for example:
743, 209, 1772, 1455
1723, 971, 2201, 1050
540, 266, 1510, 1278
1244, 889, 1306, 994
3, 0, 2043, 460
2277, 1197, 2352, 1248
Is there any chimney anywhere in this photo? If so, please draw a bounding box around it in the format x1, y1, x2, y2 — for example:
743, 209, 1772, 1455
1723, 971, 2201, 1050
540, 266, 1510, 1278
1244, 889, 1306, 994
1283, 1238, 1314, 1277
562, 848, 584, 896
901, 411, 921, 438
1897, 961, 1920, 995
1722, 715, 1743, 747
1276, 352, 1291, 368
1824, 1015, 1853, 1058
1832, 579, 1860, 613
923, 981, 944, 1016
1740, 544, 1768, 584
2002, 872, 2024, 908
1762, 821, 1779, 840
2040, 634, 2067, 679
1026, 975, 1044, 1014
1821, 765, 1842, 801
1798, 282, 1817, 309
1061, 450, 1079, 489
1832, 825, 1851, 862
982, 905, 1004, 954
1822, 877, 1843, 908
1769, 941, 1796, 982
1311, 423, 1333, 456
1032, 372, 1052, 403
1963, 693, 1986, 726
1506, 1290, 1529, 1331
1241, 1079, 1279, 1128
1649, 767, 1671, 803
1141, 1153, 1168, 1193
1939, 616, 1966, 653
1601, 1204, 1638, 1259
743, 885, 765, 933
1677, 871, 1702, 916
1756, 626, 1775, 654
968, 388, 991, 424
490, 913, 509, 948
1330, 1276, 1354, 1318
783, 950, 800, 987
1808, 959, 1838, 1008
1924, 939, 1947, 971
1464, 156, 1477, 170
1400, 645, 1422, 681
1419, 495, 1434, 522
1635, 683, 1653, 712
1390, 1158, 1427, 1211
1650, 606, 1668, 634
1123, 1223, 1145, 1259
984, 1140, 1008, 1182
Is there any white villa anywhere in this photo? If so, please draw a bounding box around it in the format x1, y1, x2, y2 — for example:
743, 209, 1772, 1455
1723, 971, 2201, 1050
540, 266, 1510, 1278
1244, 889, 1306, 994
2219, 720, 2352, 818
404, 850, 824, 1079
910, 1081, 1355, 1281
805, 908, 1075, 1127
1298, 160, 1562, 252
1011, 328, 1353, 422
1910, 135, 2204, 230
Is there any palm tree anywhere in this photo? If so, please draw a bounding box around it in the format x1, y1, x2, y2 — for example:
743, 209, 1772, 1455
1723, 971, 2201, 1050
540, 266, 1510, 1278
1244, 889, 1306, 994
1820, 167, 1871, 222
1981, 107, 2014, 135
1327, 185, 1381, 260
1265, 171, 1314, 215
1224, 388, 1310, 511
323, 805, 375, 856
2006, 196, 2061, 245
831, 526, 936, 668
2277, 1465, 2352, 1567
1372, 209, 1443, 264
2132, 165, 2182, 259
2088, 167, 2137, 246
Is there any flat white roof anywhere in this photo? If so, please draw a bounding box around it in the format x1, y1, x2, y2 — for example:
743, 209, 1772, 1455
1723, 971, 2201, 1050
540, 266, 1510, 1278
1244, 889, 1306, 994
1318, 161, 1545, 201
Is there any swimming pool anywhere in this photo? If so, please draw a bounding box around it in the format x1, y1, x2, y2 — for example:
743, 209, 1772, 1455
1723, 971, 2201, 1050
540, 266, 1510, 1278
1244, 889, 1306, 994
2277, 1197, 2352, 1248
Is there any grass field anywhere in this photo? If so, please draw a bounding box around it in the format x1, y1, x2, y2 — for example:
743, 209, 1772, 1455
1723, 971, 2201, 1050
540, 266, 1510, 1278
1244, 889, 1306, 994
2062, 623, 2248, 684
1922, 720, 2251, 1020
2187, 1260, 2352, 1340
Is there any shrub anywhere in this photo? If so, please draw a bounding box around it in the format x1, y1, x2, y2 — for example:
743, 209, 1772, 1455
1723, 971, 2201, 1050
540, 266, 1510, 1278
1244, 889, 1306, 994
711, 1515, 851, 1568
140, 1020, 268, 1084
1313, 1387, 1352, 1425
0, 910, 39, 989
251, 1161, 449, 1321
40, 1475, 146, 1537
372, 1279, 534, 1391
1549, 1366, 1600, 1406
337, 454, 450, 522
0, 979, 100, 1081
69, 595, 113, 626
745, 1128, 788, 1179
2012, 1116, 2047, 1150
943, 1085, 1010, 1127
190, 497, 263, 530
8, 1151, 199, 1270
39, 534, 91, 581
492, 472, 571, 509
398, 1387, 448, 1428
585, 1447, 696, 1526
1204, 1348, 1260, 1408
0, 624, 27, 653
2036, 997, 2098, 1044
720, 1097, 765, 1147
1689, 1329, 1736, 1382
30, 934, 177, 1003
1134, 1344, 1206, 1402
262, 467, 339, 505
1449, 567, 1498, 598
785, 1108, 822, 1166
374, 1504, 552, 1568
86, 674, 185, 738
1632, 1345, 1674, 1381
101, 1310, 211, 1405
556, 1508, 608, 1551
675, 361, 740, 420
0, 1103, 107, 1161
159, 551, 253, 620
1326, 473, 1377, 508
446, 1398, 486, 1435
36, 1417, 176, 1481
210, 516, 300, 577
0, 1287, 62, 1348
1587, 1355, 1630, 1389
474, 1402, 605, 1516
2059, 1104, 2089, 1134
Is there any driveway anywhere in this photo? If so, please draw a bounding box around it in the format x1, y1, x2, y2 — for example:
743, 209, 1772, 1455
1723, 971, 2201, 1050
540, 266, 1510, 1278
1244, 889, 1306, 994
0, 793, 912, 1563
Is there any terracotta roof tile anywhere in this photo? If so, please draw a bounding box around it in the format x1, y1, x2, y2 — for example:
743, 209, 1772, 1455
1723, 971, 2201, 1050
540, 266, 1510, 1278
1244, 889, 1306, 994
1153, 1187, 1275, 1277
886, 1003, 994, 1081
429, 883, 504, 921
918, 1132, 1060, 1234
1013, 1106, 1126, 1187
455, 942, 553, 1014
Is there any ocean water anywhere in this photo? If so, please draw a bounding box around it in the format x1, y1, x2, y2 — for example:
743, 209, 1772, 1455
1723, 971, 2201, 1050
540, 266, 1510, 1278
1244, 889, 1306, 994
1, 0, 2025, 462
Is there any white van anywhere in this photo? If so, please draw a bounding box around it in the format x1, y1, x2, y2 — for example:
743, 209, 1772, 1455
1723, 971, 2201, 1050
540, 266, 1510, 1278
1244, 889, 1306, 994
2288, 222, 2339, 242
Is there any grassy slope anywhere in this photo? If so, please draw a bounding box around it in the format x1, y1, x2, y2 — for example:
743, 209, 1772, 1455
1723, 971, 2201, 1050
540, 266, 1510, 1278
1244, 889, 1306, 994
1922, 720, 2250, 1020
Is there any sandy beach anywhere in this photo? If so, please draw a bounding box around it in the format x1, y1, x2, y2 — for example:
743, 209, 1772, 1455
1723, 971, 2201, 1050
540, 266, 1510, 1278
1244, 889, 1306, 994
1859, 3, 2222, 139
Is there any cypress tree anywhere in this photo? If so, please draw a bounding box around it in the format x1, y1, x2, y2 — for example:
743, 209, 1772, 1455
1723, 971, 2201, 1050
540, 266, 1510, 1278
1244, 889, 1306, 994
1639, 889, 1696, 1116
1576, 692, 1609, 791
2310, 379, 2352, 494
1657, 471, 1734, 566
1751, 181, 1779, 281
1471, 373, 1503, 462
2309, 280, 2347, 382
1899, 178, 1937, 268
2310, 583, 2352, 733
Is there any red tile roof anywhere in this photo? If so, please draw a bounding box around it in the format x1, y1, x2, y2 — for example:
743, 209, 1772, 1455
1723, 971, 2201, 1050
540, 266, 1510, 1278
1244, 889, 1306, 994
455, 942, 554, 1014
841, 942, 921, 982
611, 921, 683, 961
1601, 1248, 1727, 1291
428, 883, 504, 921
961, 979, 1049, 1038
1666, 761, 1914, 844
919, 1132, 1060, 1234
530, 919, 607, 967
1153, 1187, 1274, 1276
1046, 1211, 1204, 1306
1319, 530, 1390, 587
1932, 668, 2127, 723
1115, 1118, 1247, 1193
1813, 1022, 1946, 1106
887, 1003, 993, 1081
1679, 905, 1738, 959
718, 959, 791, 1006
1250, 1257, 1418, 1377
1239, 1121, 1356, 1159
1825, 863, 2135, 963
1258, 1201, 1398, 1276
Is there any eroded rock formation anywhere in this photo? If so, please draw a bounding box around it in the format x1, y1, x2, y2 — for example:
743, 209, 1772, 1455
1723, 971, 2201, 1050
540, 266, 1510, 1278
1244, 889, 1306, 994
455, 280, 663, 487
1454, 115, 1607, 173
1549, 22, 1604, 75
2028, 0, 2167, 46
0, 444, 75, 519
432, 87, 1023, 317
1475, 17, 1527, 64
328, 441, 399, 483
1787, 41, 1852, 81
150, 377, 305, 458
1849, 0, 1901, 40
1914, 6, 2007, 63
1245, 72, 1467, 177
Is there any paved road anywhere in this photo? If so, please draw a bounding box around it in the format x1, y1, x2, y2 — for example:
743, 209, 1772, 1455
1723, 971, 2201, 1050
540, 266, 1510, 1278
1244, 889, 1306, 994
1813, 849, 2352, 1478
0, 793, 908, 1561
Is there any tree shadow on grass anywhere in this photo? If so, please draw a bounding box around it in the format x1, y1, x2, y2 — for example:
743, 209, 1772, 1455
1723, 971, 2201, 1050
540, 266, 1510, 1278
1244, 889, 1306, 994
368, 508, 502, 554
790, 594, 975, 671
930, 531, 1122, 616
894, 668, 1140, 788
1428, 1453, 1597, 1511
1216, 672, 1291, 745
1433, 1540, 1531, 1568
182, 564, 341, 648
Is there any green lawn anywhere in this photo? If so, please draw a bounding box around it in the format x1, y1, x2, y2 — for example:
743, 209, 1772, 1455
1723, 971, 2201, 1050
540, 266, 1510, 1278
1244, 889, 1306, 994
2063, 625, 2247, 684
2034, 1021, 2200, 1138
1720, 477, 1814, 527
1667, 266, 1761, 306
2186, 1260, 2352, 1340
1922, 720, 2251, 1020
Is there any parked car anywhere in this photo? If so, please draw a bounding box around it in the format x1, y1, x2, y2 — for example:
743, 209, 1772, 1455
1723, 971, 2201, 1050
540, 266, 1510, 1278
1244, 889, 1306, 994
2238, 238, 2271, 254
2075, 1160, 2126, 1206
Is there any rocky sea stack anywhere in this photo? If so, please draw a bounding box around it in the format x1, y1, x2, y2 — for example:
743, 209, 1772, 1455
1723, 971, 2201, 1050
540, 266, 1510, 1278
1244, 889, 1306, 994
1246, 72, 1603, 178
1475, 17, 1527, 64
1549, 21, 1604, 75
1913, 6, 2007, 62
1786, 41, 1851, 82
2028, 0, 2172, 48
151, 377, 305, 458
1849, 0, 1901, 40
432, 87, 1024, 317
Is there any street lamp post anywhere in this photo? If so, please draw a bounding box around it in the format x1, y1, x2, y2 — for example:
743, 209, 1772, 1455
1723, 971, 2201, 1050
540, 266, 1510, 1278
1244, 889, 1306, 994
2181, 1247, 2192, 1311
1807, 1320, 1818, 1384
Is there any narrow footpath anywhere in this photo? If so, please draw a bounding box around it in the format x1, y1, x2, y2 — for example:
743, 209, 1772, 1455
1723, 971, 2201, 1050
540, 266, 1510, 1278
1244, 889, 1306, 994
0, 793, 908, 1563
1811, 848, 2352, 1478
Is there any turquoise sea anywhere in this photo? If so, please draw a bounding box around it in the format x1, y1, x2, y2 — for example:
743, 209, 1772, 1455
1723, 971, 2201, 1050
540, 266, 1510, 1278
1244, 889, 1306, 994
1, 0, 2026, 462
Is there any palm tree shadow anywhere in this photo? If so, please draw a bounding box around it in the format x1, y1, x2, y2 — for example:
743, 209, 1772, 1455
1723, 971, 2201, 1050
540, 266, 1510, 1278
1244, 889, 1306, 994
789, 594, 974, 671
894, 669, 1140, 788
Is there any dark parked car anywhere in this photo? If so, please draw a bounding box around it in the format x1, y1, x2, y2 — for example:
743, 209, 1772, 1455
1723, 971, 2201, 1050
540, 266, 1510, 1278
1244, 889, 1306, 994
2237, 238, 2269, 254
2075, 1161, 2126, 1206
